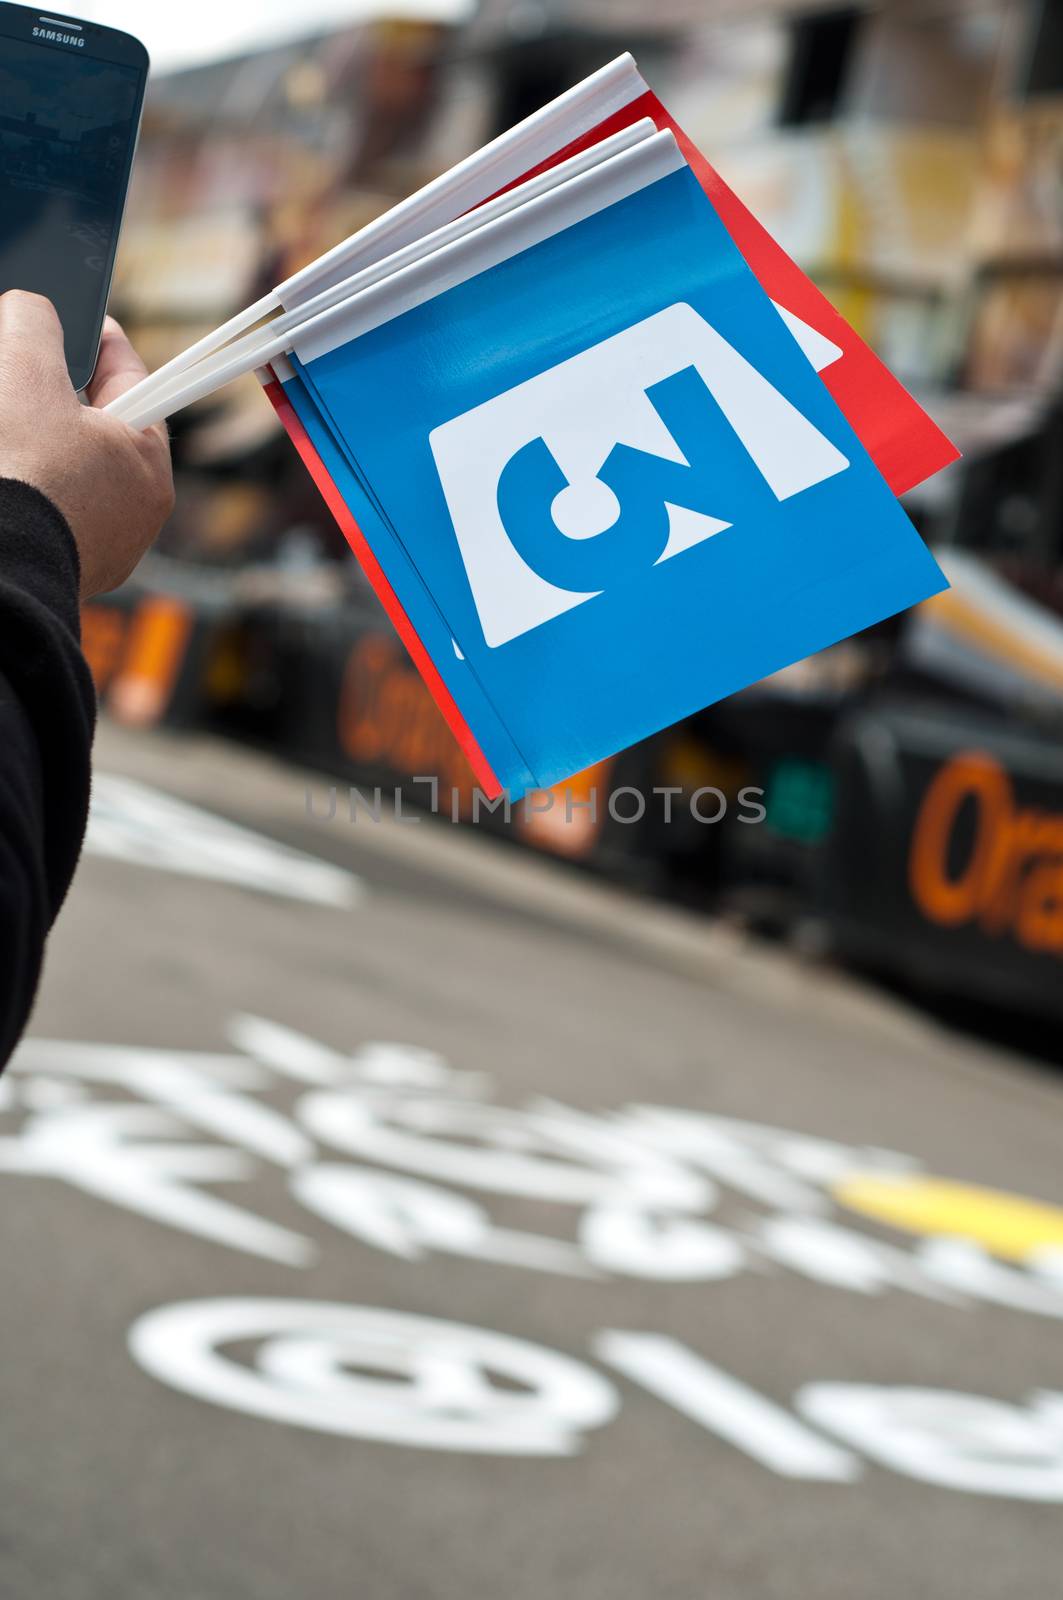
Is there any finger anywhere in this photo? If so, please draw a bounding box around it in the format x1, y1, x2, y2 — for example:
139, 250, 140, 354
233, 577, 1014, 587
0, 289, 69, 382
86, 316, 150, 409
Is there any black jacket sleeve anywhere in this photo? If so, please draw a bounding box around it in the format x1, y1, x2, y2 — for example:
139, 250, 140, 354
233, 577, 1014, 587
0, 478, 96, 1069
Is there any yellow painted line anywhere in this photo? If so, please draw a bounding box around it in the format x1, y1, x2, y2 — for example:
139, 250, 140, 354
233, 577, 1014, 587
833, 1173, 1063, 1262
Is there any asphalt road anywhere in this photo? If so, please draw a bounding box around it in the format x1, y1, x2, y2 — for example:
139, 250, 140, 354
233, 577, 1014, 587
2, 720, 1062, 1600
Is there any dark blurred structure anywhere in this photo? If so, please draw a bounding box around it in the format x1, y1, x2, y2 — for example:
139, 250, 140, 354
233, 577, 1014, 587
93, 0, 1063, 1023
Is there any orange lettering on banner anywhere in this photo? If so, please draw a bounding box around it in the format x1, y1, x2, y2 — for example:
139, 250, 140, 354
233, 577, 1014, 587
1016, 860, 1063, 954
338, 635, 477, 802
339, 636, 394, 764
909, 751, 1063, 957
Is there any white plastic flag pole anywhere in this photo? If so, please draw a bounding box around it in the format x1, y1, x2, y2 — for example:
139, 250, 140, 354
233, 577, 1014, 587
107, 289, 281, 420
107, 53, 645, 424
111, 118, 658, 428
117, 131, 682, 432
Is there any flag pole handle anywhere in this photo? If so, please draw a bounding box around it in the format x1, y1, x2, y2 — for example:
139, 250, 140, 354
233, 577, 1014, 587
105, 289, 281, 421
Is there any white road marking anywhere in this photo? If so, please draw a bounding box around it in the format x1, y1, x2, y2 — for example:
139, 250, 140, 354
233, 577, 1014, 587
86, 772, 363, 907
596, 1331, 861, 1482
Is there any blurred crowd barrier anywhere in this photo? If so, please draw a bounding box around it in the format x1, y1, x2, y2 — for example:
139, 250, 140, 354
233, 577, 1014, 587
91, 0, 1063, 1026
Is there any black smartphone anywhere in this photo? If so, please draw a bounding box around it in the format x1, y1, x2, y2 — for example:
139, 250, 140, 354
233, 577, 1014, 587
0, 4, 148, 390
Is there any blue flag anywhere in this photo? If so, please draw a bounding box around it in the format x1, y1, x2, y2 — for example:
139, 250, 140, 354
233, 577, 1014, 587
282, 153, 946, 798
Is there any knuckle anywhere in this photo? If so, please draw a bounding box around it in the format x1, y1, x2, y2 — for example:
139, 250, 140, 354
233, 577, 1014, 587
0, 288, 58, 327
0, 292, 66, 397
30, 290, 59, 324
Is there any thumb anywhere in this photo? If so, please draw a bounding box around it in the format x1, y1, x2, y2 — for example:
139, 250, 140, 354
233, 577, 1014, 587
0, 290, 72, 388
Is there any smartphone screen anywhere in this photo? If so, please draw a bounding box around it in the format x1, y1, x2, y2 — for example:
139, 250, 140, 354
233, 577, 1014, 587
0, 5, 148, 389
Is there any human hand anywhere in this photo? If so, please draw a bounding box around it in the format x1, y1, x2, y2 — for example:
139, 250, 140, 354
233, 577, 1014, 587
0, 291, 174, 598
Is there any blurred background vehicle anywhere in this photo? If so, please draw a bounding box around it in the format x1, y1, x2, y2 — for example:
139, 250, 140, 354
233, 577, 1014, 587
88, 0, 1063, 1026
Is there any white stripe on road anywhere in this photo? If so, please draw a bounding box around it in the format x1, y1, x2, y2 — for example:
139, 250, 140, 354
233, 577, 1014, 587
86, 773, 363, 908
595, 1331, 862, 1481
